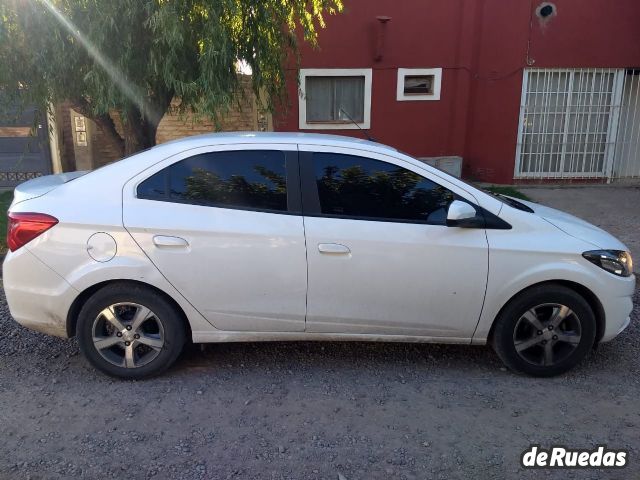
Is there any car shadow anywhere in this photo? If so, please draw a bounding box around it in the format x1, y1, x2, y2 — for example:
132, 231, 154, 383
170, 340, 526, 378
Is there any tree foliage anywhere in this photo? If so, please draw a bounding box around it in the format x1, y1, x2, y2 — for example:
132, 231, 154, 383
0, 0, 343, 155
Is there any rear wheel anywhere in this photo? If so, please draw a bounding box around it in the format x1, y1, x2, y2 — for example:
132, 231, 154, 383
77, 283, 186, 379
492, 284, 596, 377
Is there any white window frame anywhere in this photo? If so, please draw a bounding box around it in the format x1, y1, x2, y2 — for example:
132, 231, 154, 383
299, 68, 372, 130
396, 68, 442, 101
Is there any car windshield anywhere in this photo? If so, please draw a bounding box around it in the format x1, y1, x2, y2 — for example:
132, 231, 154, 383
397, 148, 535, 213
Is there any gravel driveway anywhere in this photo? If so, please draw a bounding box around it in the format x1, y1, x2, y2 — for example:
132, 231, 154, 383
1, 287, 638, 480
1, 187, 640, 480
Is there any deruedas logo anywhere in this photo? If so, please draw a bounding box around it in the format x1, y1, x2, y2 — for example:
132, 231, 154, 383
521, 445, 628, 469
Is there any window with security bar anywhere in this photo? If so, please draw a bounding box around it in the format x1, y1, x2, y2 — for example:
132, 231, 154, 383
613, 69, 640, 179
515, 68, 626, 179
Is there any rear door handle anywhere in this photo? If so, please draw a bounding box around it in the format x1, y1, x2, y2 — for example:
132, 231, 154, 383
153, 235, 189, 248
318, 243, 351, 254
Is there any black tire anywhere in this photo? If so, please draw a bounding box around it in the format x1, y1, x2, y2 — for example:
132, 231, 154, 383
77, 283, 186, 379
492, 284, 596, 377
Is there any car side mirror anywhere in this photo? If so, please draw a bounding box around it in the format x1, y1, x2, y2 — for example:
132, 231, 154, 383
446, 200, 483, 228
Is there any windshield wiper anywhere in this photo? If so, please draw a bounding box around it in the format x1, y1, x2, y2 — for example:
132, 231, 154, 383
490, 192, 534, 213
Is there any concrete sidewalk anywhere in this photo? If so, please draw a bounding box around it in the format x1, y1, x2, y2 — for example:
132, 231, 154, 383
519, 186, 640, 269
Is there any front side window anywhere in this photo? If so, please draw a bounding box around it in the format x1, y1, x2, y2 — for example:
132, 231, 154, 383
313, 153, 455, 224
138, 150, 287, 212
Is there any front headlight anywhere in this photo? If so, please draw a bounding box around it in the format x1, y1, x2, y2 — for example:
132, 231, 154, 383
582, 250, 633, 277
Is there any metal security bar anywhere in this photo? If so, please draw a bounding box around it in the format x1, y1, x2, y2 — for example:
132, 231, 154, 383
612, 70, 640, 179
515, 68, 640, 181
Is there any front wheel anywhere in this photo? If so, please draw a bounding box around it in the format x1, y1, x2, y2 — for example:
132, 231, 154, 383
492, 284, 596, 377
77, 283, 186, 379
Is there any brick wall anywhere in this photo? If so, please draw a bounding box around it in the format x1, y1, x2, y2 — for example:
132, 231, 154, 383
157, 77, 260, 144
56, 75, 271, 170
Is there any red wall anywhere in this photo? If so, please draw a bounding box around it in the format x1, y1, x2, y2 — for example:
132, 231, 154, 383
274, 0, 640, 183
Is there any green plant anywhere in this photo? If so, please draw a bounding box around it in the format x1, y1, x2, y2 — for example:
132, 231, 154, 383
0, 0, 343, 155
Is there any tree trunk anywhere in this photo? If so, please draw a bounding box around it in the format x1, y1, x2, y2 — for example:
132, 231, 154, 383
123, 110, 159, 156
70, 99, 125, 158
72, 92, 172, 158
93, 113, 125, 159
122, 88, 173, 155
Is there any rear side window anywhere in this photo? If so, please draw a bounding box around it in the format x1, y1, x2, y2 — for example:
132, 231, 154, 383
313, 152, 455, 224
138, 150, 287, 212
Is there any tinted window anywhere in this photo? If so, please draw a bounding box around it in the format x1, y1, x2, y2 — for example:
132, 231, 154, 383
138, 150, 287, 212
313, 153, 455, 224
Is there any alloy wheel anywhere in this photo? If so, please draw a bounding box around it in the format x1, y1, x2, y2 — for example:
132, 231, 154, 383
91, 302, 165, 368
512, 303, 582, 367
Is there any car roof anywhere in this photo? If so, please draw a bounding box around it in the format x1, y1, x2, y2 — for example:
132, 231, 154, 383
158, 131, 398, 155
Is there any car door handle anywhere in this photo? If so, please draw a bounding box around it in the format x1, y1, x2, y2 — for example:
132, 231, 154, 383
153, 235, 189, 248
318, 243, 351, 254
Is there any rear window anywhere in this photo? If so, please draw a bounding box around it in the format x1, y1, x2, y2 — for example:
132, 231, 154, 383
137, 150, 288, 212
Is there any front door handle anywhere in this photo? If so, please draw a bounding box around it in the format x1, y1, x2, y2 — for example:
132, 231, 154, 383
318, 243, 351, 254
153, 235, 189, 248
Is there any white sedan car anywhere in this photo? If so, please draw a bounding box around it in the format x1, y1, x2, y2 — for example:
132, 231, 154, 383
3, 133, 635, 378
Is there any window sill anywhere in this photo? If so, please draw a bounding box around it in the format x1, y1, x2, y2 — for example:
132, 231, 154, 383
306, 120, 365, 125
299, 121, 371, 130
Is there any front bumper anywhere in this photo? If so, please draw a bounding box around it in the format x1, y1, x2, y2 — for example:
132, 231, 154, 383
599, 274, 636, 342
2, 248, 78, 338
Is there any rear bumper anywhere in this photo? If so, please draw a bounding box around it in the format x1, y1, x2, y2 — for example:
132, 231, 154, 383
2, 248, 78, 338
599, 274, 636, 342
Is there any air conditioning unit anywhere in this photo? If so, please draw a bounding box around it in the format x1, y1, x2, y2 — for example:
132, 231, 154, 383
417, 156, 463, 178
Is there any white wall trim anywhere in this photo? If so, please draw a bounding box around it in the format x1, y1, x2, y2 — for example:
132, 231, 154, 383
298, 68, 372, 130
396, 68, 442, 101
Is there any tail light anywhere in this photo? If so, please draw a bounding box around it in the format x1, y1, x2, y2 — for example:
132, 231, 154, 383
7, 212, 58, 252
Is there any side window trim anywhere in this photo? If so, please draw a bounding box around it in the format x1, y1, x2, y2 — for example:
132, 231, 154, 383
299, 151, 322, 215
136, 148, 303, 216
284, 150, 302, 214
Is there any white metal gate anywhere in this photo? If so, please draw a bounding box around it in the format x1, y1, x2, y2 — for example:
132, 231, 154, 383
612, 69, 640, 179
515, 68, 640, 181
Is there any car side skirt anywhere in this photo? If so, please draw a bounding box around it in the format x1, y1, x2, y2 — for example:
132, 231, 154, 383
192, 331, 475, 345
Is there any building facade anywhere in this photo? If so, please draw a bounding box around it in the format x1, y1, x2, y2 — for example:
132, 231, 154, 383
274, 0, 640, 184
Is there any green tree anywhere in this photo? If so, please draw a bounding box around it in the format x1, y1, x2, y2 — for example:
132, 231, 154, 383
0, 0, 342, 156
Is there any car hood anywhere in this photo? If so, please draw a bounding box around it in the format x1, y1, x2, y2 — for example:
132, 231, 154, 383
509, 197, 629, 251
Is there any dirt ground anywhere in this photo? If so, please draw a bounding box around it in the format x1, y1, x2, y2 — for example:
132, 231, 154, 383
1, 187, 640, 480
